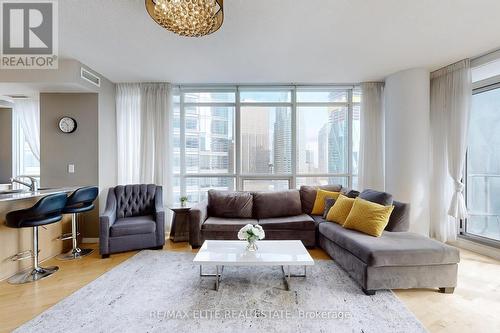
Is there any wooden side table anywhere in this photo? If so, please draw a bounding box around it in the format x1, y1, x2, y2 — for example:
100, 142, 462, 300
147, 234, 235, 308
169, 205, 191, 242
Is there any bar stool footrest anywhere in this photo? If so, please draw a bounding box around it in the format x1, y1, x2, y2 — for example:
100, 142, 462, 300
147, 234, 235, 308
57, 232, 80, 241
8, 250, 35, 262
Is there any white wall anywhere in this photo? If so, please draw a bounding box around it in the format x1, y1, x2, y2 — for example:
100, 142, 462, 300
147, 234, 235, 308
385, 68, 430, 235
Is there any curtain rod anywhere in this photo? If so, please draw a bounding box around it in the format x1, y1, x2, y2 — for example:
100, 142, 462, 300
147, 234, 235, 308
173, 83, 360, 89
471, 47, 500, 68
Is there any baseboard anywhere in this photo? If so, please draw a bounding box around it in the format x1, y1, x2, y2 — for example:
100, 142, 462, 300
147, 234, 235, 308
449, 238, 500, 261
82, 237, 99, 244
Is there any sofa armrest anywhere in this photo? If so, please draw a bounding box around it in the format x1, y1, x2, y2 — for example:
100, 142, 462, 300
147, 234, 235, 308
154, 186, 166, 246
99, 188, 117, 255
189, 200, 208, 248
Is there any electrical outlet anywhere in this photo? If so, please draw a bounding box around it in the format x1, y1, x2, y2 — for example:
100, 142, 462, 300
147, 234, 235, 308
68, 164, 75, 173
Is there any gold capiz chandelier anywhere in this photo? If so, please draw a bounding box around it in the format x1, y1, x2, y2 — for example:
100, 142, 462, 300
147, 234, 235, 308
145, 0, 224, 37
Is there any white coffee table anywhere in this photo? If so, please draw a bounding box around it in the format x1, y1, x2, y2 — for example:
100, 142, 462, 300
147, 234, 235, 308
193, 240, 314, 291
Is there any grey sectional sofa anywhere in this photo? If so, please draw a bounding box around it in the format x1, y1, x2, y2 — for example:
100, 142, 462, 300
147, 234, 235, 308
189, 185, 460, 295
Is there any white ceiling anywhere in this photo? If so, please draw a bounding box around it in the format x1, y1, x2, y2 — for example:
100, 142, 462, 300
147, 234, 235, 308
59, 0, 500, 84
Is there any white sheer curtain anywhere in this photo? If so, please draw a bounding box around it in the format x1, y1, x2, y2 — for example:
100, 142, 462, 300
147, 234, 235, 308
116, 82, 173, 206
358, 82, 385, 191
430, 59, 471, 242
139, 83, 172, 206
116, 83, 141, 184
13, 98, 40, 161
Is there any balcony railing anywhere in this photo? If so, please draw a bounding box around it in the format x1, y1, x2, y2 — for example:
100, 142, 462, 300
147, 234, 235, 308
465, 173, 500, 243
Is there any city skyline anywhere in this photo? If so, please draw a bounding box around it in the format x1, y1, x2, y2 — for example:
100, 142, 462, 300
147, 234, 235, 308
173, 90, 360, 200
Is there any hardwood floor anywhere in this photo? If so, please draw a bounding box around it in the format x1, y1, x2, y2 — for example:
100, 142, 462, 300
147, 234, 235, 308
394, 249, 500, 333
0, 241, 498, 333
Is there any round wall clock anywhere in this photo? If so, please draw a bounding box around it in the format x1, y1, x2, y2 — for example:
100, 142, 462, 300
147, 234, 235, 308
58, 117, 77, 133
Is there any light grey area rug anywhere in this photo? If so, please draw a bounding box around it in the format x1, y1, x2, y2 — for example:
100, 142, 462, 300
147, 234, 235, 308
16, 250, 426, 333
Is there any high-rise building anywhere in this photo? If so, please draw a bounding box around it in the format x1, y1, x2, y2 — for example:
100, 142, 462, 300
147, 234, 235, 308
305, 149, 314, 173
327, 89, 348, 176
184, 105, 233, 174
182, 94, 235, 201
317, 123, 329, 173
241, 106, 270, 173
273, 107, 292, 173
328, 109, 345, 174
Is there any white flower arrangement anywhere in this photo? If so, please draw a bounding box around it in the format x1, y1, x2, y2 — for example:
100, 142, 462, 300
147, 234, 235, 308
238, 224, 265, 242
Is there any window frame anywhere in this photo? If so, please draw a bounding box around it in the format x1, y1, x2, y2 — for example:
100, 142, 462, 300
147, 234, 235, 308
175, 85, 360, 201
461, 82, 500, 248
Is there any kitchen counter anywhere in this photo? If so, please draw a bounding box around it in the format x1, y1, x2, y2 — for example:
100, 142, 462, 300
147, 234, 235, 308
0, 187, 79, 202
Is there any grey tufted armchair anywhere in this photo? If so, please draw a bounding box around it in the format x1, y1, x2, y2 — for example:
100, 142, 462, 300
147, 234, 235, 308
99, 184, 165, 258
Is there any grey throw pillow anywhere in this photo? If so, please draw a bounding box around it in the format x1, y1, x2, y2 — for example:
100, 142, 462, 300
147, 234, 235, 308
341, 187, 360, 198
386, 201, 410, 232
359, 189, 393, 206
322, 197, 337, 219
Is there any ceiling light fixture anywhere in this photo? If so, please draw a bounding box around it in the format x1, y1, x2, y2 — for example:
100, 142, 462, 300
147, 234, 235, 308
145, 0, 224, 37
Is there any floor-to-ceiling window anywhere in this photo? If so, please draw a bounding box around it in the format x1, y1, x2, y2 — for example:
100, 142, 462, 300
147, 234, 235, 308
465, 85, 500, 243
464, 58, 500, 244
173, 86, 360, 203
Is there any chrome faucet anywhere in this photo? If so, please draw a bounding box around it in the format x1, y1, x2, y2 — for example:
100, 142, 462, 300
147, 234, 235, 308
10, 175, 39, 192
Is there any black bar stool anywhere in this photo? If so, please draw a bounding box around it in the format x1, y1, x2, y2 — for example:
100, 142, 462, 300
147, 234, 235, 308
57, 186, 98, 260
5, 193, 67, 284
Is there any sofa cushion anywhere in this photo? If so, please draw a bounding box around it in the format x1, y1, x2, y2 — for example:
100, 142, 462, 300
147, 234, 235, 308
110, 215, 156, 237
252, 190, 302, 219
311, 215, 327, 224
359, 189, 393, 206
202, 217, 258, 232
386, 201, 410, 232
208, 190, 253, 218
300, 184, 343, 214
319, 222, 460, 267
258, 214, 315, 230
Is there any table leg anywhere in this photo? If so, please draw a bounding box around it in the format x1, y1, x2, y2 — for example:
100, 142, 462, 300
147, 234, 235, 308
216, 265, 220, 291
169, 212, 177, 241
281, 265, 308, 291
199, 265, 224, 291
281, 265, 290, 291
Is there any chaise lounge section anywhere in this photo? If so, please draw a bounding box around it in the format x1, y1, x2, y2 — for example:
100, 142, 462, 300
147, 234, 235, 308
308, 187, 460, 295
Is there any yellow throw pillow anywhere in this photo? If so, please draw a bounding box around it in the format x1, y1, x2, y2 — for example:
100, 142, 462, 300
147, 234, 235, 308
326, 195, 355, 225
343, 198, 395, 237
311, 189, 341, 215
